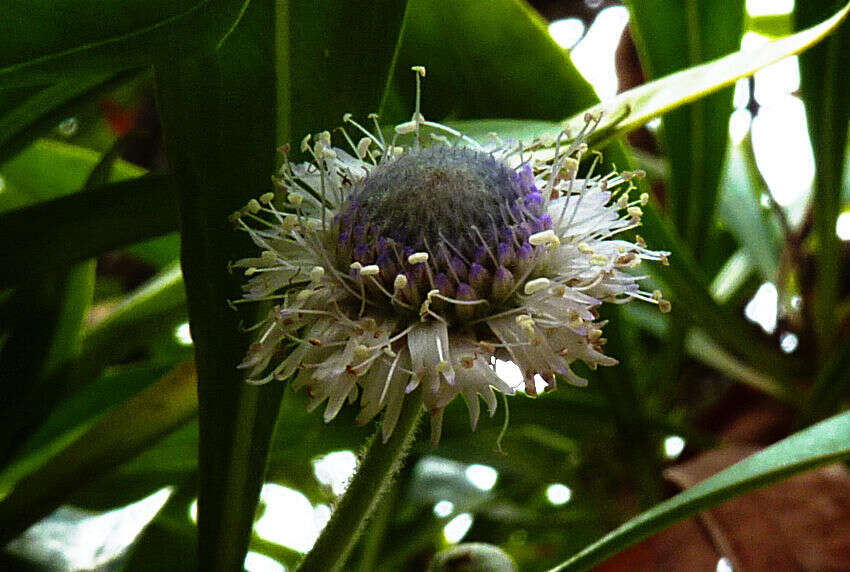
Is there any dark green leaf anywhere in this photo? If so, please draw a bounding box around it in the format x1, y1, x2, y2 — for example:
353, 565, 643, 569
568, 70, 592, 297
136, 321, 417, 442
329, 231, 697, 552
0, 72, 131, 163
797, 1, 850, 357
717, 138, 782, 281
0, 0, 251, 88
560, 2, 850, 147
156, 0, 408, 568
0, 138, 145, 212
0, 174, 178, 287
626, 0, 744, 257
385, 0, 595, 123
154, 1, 281, 569
0, 361, 197, 544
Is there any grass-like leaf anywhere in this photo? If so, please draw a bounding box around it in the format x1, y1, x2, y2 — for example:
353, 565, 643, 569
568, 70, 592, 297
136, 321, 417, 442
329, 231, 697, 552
626, 0, 744, 258
550, 409, 850, 571
0, 174, 178, 287
0, 361, 198, 544
562, 1, 850, 146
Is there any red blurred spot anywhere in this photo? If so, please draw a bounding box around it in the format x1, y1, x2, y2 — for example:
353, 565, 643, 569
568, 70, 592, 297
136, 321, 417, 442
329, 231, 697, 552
99, 98, 139, 135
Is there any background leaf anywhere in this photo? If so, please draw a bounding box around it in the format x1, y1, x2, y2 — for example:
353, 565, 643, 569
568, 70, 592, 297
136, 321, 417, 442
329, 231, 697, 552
0, 1, 251, 88
552, 410, 850, 571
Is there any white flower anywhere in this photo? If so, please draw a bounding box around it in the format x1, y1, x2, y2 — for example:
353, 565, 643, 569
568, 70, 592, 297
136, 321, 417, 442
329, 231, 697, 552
231, 68, 670, 445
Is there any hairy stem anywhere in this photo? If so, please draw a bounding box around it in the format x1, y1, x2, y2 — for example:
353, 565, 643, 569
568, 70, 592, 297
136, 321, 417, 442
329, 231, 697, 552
297, 388, 424, 572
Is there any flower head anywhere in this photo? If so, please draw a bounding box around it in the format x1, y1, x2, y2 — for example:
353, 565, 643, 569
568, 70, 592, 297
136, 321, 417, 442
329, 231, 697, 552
232, 67, 670, 445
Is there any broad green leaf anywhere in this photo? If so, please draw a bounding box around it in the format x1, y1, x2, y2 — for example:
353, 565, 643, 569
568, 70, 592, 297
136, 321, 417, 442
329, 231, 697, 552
157, 0, 408, 568
0, 174, 177, 287
550, 409, 850, 571
797, 1, 850, 358
285, 1, 410, 141
0, 1, 251, 88
560, 2, 850, 147
626, 0, 744, 258
384, 0, 596, 123
154, 2, 281, 569
0, 360, 197, 545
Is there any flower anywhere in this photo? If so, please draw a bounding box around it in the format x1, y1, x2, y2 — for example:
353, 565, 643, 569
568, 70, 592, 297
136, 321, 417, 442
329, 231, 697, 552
231, 67, 670, 445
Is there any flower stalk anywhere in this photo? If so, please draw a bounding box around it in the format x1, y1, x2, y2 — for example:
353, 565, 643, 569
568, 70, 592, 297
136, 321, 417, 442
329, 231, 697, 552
296, 388, 424, 572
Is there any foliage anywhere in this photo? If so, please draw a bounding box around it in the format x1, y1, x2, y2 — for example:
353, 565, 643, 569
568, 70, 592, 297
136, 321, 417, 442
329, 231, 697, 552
1, 1, 850, 570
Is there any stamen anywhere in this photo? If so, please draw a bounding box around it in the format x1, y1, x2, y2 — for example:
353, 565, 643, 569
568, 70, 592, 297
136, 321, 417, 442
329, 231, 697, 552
408, 252, 429, 265
523, 277, 551, 295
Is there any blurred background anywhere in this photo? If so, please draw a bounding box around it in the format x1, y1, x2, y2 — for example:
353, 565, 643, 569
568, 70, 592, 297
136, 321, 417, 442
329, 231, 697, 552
2, 0, 849, 570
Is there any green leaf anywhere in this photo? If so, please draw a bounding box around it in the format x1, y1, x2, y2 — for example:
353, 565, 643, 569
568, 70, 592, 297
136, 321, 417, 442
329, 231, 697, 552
156, 0, 408, 568
796, 1, 850, 358
0, 72, 130, 163
154, 2, 280, 570
0, 0, 251, 88
285, 0, 411, 141
0, 138, 145, 212
0, 143, 135, 468
0, 362, 173, 495
550, 409, 850, 571
636, 195, 798, 386
0, 361, 197, 544
626, 0, 744, 257
717, 138, 782, 282
0, 174, 178, 287
561, 2, 850, 147
384, 0, 595, 123
77, 262, 187, 380
805, 331, 850, 422
0, 264, 96, 466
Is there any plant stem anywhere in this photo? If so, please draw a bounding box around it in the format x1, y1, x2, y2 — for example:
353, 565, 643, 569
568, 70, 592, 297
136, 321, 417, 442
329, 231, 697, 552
297, 388, 424, 572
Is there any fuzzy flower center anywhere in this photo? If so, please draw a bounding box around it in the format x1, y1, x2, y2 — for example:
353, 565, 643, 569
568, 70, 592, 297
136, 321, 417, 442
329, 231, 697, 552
335, 145, 552, 322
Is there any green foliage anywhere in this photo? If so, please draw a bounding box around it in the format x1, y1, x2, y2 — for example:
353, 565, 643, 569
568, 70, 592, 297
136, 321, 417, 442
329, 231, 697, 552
1, 1, 850, 571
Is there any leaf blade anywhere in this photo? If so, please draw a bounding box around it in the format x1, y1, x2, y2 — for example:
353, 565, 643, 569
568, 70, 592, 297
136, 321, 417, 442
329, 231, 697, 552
550, 410, 850, 571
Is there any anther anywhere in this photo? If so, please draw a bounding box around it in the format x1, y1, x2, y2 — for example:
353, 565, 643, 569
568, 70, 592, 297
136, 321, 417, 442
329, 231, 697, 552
360, 265, 380, 277
353, 344, 371, 361
310, 266, 325, 282
259, 192, 275, 204
394, 274, 409, 290
356, 137, 372, 158
524, 277, 551, 295
529, 229, 560, 247
408, 252, 429, 265
296, 289, 313, 303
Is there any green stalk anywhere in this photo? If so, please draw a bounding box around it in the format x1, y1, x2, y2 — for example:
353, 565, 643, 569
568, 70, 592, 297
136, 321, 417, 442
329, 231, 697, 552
297, 389, 424, 572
